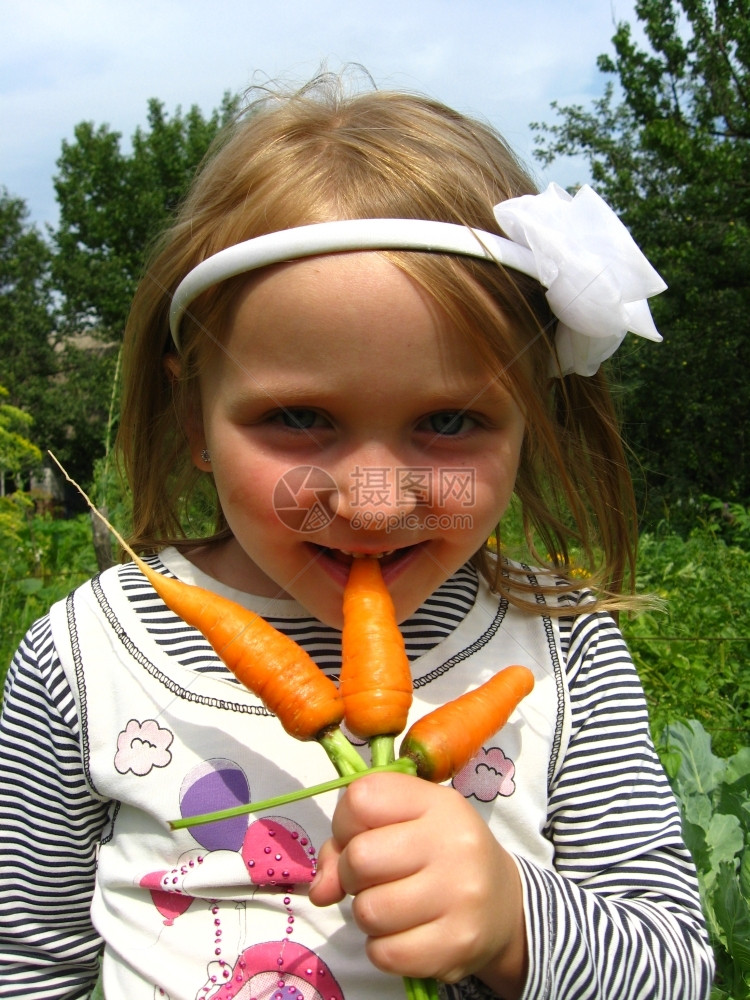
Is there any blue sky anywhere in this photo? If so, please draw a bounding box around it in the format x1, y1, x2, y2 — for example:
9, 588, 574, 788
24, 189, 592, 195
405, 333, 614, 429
2, 0, 640, 230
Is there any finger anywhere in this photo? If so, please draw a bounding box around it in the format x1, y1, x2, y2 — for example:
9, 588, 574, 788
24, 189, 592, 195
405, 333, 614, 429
331, 771, 438, 846
336, 820, 423, 896
364, 920, 453, 982
349, 871, 431, 937
362, 905, 502, 984
308, 838, 346, 907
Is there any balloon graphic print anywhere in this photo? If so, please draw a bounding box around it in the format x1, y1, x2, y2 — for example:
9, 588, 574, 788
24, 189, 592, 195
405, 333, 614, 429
209, 940, 345, 1000
179, 758, 251, 852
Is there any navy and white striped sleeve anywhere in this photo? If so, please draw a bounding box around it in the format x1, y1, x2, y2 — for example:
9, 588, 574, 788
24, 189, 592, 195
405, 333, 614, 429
512, 610, 714, 1000
0, 615, 110, 1000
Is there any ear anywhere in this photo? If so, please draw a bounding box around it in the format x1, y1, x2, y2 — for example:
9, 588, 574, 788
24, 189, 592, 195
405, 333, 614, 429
163, 354, 212, 472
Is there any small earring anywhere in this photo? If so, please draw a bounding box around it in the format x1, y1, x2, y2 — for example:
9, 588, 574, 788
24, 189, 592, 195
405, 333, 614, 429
201, 449, 211, 463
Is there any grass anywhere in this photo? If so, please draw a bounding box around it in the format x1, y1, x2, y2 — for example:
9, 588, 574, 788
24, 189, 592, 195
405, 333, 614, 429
625, 527, 750, 757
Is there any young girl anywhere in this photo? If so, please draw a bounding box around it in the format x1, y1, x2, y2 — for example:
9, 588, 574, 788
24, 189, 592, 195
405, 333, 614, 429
0, 74, 714, 1000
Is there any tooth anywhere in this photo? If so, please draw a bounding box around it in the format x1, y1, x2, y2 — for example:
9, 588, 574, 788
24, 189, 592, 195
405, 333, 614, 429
336, 550, 394, 559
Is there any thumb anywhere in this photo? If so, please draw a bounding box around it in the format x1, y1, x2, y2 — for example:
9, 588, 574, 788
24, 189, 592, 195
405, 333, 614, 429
309, 838, 346, 907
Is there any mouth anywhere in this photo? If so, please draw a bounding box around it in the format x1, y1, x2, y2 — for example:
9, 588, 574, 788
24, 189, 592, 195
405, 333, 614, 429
312, 543, 420, 569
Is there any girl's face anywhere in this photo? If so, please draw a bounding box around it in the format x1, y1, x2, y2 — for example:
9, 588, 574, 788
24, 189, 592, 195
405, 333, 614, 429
188, 253, 525, 627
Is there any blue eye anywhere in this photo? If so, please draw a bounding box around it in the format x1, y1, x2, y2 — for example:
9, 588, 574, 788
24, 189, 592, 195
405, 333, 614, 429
276, 408, 321, 430
426, 412, 472, 436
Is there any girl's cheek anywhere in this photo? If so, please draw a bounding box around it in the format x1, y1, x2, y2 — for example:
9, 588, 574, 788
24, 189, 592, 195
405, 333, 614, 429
221, 483, 278, 529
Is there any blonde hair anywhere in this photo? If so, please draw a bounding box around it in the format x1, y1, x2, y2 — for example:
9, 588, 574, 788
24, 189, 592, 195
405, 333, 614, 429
118, 72, 639, 614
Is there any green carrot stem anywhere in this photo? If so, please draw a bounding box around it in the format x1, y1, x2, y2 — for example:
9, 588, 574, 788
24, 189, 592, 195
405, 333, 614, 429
169, 758, 417, 830
372, 727, 441, 1000
370, 734, 396, 767
318, 725, 369, 775
403, 975, 441, 999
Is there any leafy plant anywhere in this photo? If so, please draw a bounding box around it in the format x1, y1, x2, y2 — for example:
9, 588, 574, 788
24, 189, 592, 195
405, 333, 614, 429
624, 527, 750, 757
703, 497, 750, 551
0, 508, 97, 689
0, 385, 42, 492
659, 720, 750, 999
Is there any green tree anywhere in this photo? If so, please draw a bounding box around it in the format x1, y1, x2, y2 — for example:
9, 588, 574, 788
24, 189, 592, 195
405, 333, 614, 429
53, 94, 240, 340
532, 0, 750, 524
0, 190, 59, 457
49, 94, 239, 486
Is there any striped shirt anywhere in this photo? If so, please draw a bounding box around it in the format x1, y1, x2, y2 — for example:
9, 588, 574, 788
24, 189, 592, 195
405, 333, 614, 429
0, 556, 714, 999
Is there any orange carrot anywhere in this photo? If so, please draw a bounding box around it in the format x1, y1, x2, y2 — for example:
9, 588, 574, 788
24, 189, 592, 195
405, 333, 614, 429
399, 665, 534, 783
340, 557, 413, 743
136, 565, 344, 742
49, 454, 344, 744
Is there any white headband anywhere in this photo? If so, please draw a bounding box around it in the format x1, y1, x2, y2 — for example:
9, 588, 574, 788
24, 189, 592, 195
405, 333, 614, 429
169, 183, 666, 377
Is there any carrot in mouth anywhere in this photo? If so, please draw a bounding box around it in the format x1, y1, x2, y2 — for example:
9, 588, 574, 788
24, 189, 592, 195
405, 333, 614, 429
340, 556, 413, 764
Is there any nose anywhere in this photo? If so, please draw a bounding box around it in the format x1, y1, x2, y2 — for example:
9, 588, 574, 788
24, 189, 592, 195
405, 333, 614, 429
327, 454, 423, 528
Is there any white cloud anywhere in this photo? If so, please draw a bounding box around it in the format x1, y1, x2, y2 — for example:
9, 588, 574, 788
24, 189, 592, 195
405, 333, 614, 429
1, 0, 640, 228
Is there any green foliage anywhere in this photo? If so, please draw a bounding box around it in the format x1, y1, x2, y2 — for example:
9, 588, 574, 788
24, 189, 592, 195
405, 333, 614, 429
57, 342, 122, 487
0, 386, 42, 489
658, 719, 750, 998
0, 504, 97, 688
46, 94, 238, 486
0, 189, 60, 466
52, 94, 240, 340
624, 527, 750, 757
532, 0, 750, 523
703, 497, 750, 550
0, 185, 122, 488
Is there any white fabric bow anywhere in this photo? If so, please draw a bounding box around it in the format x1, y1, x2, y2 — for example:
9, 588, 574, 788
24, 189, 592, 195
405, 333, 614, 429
495, 183, 666, 376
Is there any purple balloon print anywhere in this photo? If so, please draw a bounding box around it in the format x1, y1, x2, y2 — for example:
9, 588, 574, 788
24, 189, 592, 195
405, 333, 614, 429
179, 758, 251, 852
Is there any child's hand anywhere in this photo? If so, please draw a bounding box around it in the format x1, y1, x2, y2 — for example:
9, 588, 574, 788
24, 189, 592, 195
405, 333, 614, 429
309, 771, 527, 996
